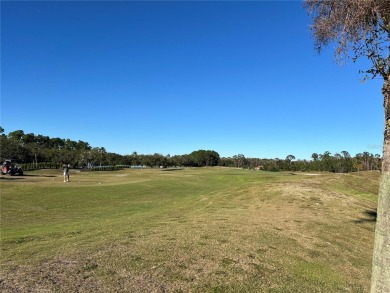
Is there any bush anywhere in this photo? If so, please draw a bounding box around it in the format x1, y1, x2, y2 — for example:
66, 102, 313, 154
21, 162, 62, 171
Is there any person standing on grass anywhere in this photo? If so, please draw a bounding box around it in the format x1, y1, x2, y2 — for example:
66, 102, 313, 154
63, 164, 70, 182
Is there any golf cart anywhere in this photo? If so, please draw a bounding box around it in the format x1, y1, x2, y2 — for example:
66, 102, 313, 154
1, 160, 23, 176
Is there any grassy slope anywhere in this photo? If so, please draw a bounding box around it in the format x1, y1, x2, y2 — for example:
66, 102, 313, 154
0, 168, 379, 292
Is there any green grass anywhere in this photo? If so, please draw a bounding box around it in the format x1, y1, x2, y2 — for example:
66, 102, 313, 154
0, 168, 379, 292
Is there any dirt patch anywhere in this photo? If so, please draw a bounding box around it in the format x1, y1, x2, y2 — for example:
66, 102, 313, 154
0, 258, 102, 292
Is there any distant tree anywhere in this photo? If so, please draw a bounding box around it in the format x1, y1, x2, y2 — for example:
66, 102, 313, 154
50, 137, 65, 150
97, 147, 106, 166
310, 153, 320, 171
206, 150, 220, 166
35, 135, 50, 148
233, 154, 246, 168
270, 158, 282, 172
8, 130, 24, 144
130, 151, 141, 166
341, 151, 353, 172
218, 157, 235, 167
283, 155, 295, 171
358, 151, 373, 171
374, 154, 382, 170
319, 151, 334, 172
153, 153, 167, 167
76, 140, 91, 151
2, 130, 27, 161
189, 150, 220, 167
170, 155, 184, 167
334, 153, 343, 172
305, 1, 390, 291
106, 152, 123, 165
64, 139, 77, 150
22, 133, 35, 145
142, 153, 166, 168
285, 155, 295, 161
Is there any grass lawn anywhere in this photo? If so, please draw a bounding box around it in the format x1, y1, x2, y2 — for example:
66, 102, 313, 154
0, 167, 379, 292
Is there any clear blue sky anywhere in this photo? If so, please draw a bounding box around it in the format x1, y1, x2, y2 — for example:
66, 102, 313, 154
1, 0, 384, 160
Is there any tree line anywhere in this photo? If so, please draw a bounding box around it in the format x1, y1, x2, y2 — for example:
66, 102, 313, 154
219, 152, 381, 172
0, 128, 381, 172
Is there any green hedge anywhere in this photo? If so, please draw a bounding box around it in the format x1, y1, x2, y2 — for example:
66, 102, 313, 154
20, 164, 135, 172
84, 165, 127, 171
21, 162, 62, 171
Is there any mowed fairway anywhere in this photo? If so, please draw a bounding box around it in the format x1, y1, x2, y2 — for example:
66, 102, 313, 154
0, 168, 379, 292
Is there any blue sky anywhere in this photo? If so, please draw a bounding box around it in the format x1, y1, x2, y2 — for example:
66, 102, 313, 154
1, 0, 384, 160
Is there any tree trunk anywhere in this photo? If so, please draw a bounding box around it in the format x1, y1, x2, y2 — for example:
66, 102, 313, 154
371, 76, 390, 293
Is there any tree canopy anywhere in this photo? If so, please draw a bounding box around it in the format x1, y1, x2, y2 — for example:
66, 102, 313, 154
305, 1, 390, 291
305, 0, 390, 80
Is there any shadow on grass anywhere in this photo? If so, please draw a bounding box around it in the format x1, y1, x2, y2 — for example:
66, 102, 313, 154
22, 174, 57, 178
354, 210, 377, 223
160, 168, 184, 171
0, 174, 57, 180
